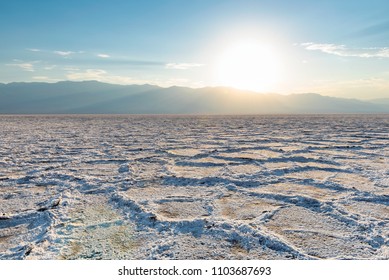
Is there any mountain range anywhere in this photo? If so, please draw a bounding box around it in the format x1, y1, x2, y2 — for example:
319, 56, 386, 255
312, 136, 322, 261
0, 81, 388, 114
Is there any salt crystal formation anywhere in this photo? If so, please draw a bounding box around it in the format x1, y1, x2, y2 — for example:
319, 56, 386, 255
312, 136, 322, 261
0, 115, 388, 259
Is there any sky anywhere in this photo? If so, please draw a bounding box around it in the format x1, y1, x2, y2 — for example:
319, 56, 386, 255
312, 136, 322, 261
1, 0, 389, 99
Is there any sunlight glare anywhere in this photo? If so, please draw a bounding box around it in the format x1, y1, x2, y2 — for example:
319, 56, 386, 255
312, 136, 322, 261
215, 41, 282, 92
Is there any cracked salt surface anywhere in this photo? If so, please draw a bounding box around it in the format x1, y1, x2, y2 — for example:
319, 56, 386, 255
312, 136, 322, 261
0, 114, 388, 259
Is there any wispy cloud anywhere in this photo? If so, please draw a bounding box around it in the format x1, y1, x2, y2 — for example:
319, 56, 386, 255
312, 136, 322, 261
301, 43, 346, 56
66, 68, 148, 85
43, 65, 56, 70
24, 48, 164, 67
63, 67, 80, 71
6, 60, 37, 72
54, 50, 76, 56
32, 76, 59, 82
301, 42, 389, 58
33, 76, 49, 80
8, 63, 35, 71
97, 53, 110, 58
26, 48, 41, 52
165, 63, 204, 70
65, 68, 205, 88
67, 69, 107, 80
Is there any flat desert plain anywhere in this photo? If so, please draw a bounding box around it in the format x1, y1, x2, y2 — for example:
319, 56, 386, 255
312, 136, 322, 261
0, 115, 388, 259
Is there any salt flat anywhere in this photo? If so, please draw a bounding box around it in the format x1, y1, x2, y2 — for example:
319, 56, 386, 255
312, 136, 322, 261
0, 115, 388, 259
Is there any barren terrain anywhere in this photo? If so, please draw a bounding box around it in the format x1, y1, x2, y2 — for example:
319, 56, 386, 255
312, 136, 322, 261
0, 115, 388, 259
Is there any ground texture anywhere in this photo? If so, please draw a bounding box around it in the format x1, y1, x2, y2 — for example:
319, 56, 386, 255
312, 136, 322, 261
0, 115, 388, 259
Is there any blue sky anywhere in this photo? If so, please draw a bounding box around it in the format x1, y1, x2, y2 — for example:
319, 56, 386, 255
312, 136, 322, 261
1, 0, 389, 99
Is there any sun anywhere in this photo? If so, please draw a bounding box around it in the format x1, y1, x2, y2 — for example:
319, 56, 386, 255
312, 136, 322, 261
214, 41, 282, 92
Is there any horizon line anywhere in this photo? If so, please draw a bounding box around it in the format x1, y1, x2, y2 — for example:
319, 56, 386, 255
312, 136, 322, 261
0, 79, 378, 101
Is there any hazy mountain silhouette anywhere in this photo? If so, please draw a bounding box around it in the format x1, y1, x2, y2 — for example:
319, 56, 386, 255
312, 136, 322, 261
0, 81, 387, 114
369, 98, 389, 106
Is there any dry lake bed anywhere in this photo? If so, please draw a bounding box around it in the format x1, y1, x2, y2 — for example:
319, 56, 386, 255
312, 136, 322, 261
0, 115, 388, 259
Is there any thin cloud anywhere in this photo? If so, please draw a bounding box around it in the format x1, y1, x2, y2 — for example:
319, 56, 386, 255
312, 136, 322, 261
165, 63, 204, 70
301, 43, 346, 56
67, 69, 107, 80
6, 60, 57, 72
26, 48, 41, 52
54, 50, 76, 56
25, 48, 164, 67
63, 67, 80, 71
33, 76, 49, 80
26, 48, 82, 56
43, 65, 56, 70
66, 68, 148, 85
6, 61, 35, 72
67, 56, 164, 67
97, 53, 110, 58
32, 76, 60, 82
301, 42, 389, 58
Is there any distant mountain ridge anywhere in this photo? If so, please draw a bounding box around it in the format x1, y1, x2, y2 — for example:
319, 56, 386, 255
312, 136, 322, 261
369, 98, 389, 106
0, 81, 388, 114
